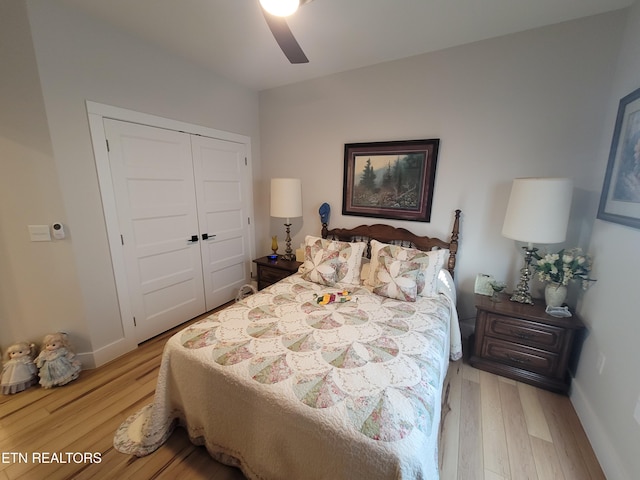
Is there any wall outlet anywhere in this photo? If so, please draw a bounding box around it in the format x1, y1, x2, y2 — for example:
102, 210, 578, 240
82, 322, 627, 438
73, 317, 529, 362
596, 352, 606, 375
634, 395, 640, 426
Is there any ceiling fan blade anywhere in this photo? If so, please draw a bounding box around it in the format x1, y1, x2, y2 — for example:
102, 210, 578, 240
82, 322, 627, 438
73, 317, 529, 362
261, 9, 309, 64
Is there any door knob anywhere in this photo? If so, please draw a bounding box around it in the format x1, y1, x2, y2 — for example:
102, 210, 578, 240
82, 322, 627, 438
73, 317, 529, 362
202, 233, 216, 240
188, 235, 199, 243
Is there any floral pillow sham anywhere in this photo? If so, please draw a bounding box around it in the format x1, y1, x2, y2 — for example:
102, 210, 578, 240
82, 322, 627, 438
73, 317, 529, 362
367, 239, 449, 297
301, 236, 366, 287
371, 257, 420, 302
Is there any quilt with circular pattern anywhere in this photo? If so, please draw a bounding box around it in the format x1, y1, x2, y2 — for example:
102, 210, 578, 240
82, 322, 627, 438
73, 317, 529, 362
114, 273, 461, 480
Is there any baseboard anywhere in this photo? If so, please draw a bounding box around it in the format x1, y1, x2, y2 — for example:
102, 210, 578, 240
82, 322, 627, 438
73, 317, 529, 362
76, 337, 136, 370
570, 380, 631, 480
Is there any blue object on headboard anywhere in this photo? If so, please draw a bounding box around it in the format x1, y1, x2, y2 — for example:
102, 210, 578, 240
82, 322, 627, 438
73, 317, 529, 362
319, 203, 330, 224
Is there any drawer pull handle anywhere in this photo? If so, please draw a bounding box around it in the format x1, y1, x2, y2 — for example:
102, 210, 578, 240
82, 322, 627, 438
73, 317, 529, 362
512, 331, 532, 340
506, 354, 530, 364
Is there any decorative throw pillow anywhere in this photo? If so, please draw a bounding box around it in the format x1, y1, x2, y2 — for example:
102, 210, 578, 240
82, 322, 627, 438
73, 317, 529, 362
302, 245, 341, 286
367, 239, 449, 297
371, 257, 419, 302
302, 236, 366, 287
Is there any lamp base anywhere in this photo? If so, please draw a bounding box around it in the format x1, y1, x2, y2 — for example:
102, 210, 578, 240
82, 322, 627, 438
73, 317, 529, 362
510, 246, 536, 305
510, 290, 534, 305
281, 222, 294, 261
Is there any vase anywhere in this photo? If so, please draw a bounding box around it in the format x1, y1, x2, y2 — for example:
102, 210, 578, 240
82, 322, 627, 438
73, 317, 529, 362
271, 236, 278, 255
544, 282, 567, 308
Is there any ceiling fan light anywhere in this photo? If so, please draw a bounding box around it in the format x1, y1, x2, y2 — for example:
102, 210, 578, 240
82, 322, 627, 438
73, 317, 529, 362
260, 0, 300, 17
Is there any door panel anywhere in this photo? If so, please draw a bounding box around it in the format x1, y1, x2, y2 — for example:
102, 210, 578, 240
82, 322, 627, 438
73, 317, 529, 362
105, 119, 206, 342
191, 136, 251, 308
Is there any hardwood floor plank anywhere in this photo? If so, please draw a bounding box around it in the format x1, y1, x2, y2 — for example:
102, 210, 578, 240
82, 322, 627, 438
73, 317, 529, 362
530, 436, 565, 480
458, 378, 483, 479
499, 381, 538, 480
484, 469, 508, 480
479, 370, 510, 479
517, 382, 552, 442
537, 389, 591, 480
497, 376, 516, 386
462, 362, 480, 383
562, 401, 606, 480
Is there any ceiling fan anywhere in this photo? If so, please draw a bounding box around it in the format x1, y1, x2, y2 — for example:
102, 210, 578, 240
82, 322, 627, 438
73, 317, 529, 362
259, 0, 313, 64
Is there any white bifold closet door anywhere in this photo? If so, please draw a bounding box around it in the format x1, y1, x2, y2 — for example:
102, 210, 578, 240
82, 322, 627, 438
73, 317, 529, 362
104, 119, 251, 343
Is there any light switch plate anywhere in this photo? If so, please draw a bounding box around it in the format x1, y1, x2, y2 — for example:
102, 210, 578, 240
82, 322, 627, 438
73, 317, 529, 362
634, 395, 640, 426
28, 225, 51, 242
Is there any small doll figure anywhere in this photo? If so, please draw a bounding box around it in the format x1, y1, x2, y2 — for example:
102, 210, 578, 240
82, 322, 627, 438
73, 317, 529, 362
35, 332, 81, 388
1, 342, 39, 394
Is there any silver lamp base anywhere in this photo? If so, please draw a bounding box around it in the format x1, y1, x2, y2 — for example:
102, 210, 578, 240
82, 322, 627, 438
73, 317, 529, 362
510, 246, 536, 305
280, 222, 295, 261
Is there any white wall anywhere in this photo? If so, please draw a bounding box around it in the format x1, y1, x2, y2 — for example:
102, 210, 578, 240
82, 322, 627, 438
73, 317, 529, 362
0, 1, 86, 353
258, 12, 625, 323
0, 0, 260, 365
571, 3, 640, 479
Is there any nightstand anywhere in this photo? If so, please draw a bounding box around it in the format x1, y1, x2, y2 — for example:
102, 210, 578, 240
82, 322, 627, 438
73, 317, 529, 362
469, 293, 584, 394
253, 256, 302, 291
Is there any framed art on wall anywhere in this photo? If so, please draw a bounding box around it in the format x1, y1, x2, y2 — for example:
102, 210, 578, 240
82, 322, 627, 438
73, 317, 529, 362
597, 86, 640, 229
342, 139, 439, 222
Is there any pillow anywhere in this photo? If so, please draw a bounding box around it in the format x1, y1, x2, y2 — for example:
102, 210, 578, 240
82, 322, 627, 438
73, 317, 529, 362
367, 239, 449, 297
360, 259, 370, 282
302, 236, 366, 287
419, 248, 449, 297
371, 257, 419, 302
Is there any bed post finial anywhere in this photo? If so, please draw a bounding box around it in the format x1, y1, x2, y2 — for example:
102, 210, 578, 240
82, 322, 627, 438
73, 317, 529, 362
321, 223, 328, 239
447, 209, 461, 278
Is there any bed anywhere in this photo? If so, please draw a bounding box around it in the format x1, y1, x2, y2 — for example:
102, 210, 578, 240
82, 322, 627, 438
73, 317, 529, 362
114, 209, 462, 480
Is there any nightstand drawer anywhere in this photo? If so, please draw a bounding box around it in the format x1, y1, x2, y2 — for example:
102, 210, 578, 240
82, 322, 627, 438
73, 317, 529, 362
259, 265, 291, 284
481, 337, 559, 377
485, 313, 565, 352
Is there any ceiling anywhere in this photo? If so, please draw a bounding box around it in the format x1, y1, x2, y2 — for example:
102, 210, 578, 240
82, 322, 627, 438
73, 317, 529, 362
58, 0, 633, 91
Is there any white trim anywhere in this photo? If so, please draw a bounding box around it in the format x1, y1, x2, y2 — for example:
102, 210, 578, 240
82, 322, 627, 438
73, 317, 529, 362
86, 101, 255, 363
86, 101, 250, 145
76, 337, 132, 369
570, 380, 632, 480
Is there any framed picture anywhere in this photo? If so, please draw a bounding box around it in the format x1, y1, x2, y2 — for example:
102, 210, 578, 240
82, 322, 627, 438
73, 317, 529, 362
342, 139, 439, 222
597, 87, 640, 229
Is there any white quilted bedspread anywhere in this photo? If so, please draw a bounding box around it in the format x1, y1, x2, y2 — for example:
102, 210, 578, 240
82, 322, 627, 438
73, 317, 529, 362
114, 273, 461, 480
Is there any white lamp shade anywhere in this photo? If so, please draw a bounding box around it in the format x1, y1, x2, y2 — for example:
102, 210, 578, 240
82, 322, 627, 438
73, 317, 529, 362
270, 178, 302, 219
502, 177, 573, 244
260, 0, 300, 17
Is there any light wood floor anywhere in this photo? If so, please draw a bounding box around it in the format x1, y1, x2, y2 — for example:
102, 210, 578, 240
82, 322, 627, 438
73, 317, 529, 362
0, 309, 605, 480
439, 359, 605, 480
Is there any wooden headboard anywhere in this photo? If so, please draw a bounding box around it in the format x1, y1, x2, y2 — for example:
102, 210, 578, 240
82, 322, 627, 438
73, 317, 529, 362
321, 209, 461, 278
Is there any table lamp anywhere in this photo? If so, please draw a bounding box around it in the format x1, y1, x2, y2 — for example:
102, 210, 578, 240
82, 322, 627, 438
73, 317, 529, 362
271, 178, 302, 261
502, 177, 573, 304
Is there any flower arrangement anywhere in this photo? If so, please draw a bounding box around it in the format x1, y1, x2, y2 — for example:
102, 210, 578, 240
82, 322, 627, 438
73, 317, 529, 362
532, 248, 596, 290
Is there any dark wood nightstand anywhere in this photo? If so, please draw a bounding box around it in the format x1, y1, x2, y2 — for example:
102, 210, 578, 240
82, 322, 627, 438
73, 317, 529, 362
469, 293, 584, 394
253, 256, 302, 291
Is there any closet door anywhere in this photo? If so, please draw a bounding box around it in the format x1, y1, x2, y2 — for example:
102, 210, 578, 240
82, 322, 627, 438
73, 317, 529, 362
191, 136, 251, 307
105, 119, 206, 342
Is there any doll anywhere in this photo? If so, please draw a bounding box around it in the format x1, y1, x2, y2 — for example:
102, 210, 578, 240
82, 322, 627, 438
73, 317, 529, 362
35, 332, 81, 388
1, 342, 39, 394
